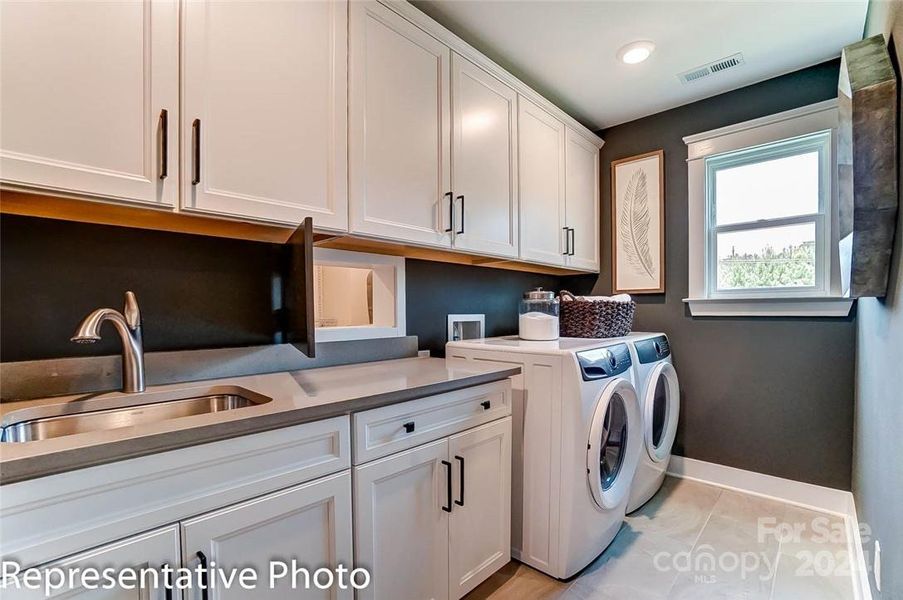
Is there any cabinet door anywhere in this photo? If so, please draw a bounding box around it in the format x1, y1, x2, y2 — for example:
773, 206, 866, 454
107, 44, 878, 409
518, 96, 566, 266
565, 128, 601, 272
353, 439, 450, 600
2, 526, 180, 600
349, 1, 452, 247
451, 54, 518, 259
181, 472, 353, 600
0, 1, 178, 206
448, 418, 512, 599
181, 0, 347, 230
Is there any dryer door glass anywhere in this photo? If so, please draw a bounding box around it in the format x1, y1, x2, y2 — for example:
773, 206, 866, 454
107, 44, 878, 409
651, 375, 667, 449
598, 393, 628, 491
644, 363, 680, 463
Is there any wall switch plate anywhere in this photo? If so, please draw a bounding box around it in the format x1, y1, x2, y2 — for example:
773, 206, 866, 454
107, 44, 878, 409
874, 540, 881, 592
447, 314, 485, 342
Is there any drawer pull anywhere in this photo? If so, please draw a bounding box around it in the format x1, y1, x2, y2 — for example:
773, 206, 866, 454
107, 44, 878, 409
480, 400, 491, 410
403, 421, 415, 433
441, 460, 452, 513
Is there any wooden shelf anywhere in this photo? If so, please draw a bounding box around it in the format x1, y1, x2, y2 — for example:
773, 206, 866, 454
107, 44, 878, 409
1, 190, 591, 276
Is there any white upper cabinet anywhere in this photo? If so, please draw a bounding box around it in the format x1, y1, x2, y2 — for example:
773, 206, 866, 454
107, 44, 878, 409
565, 128, 601, 271
0, 0, 178, 206
450, 54, 519, 259
182, 472, 353, 600
349, 0, 452, 247
181, 0, 348, 230
518, 96, 567, 267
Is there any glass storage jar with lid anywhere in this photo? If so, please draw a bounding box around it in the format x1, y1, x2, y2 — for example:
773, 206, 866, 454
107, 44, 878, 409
519, 288, 560, 340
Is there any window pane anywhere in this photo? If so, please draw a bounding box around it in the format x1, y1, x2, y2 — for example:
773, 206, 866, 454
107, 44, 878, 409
314, 265, 374, 327
714, 151, 819, 226
717, 223, 816, 290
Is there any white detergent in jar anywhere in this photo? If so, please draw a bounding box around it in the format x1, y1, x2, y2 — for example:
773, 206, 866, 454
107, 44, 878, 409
519, 311, 559, 341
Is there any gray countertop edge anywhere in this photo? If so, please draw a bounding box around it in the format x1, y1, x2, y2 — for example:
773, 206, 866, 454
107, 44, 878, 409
0, 366, 521, 485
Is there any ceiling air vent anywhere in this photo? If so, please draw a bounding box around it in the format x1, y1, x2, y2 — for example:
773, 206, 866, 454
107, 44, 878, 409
678, 53, 745, 84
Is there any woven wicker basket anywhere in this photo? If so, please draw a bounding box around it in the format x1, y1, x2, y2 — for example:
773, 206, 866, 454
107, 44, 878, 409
559, 290, 636, 338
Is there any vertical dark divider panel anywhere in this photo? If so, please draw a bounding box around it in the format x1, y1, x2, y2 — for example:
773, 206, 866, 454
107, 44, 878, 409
280, 217, 315, 357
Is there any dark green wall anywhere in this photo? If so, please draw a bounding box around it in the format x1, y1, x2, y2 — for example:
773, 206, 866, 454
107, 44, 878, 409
592, 59, 856, 490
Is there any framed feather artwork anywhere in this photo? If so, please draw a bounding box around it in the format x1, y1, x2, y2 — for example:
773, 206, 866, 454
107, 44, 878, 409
611, 150, 665, 294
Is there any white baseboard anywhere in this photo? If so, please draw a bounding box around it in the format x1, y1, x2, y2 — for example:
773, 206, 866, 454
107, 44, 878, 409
667, 455, 849, 514
666, 455, 871, 600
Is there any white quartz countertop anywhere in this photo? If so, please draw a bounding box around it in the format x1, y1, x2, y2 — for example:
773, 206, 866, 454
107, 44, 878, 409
0, 357, 520, 484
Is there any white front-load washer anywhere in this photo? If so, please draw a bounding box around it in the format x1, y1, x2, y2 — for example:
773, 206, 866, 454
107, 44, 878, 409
624, 333, 680, 513
446, 337, 643, 579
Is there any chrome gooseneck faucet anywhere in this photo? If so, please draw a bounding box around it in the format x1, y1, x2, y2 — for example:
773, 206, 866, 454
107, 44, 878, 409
71, 291, 145, 393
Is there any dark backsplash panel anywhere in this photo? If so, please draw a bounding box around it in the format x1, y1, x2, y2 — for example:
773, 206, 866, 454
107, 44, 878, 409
1, 215, 281, 362
0, 214, 596, 362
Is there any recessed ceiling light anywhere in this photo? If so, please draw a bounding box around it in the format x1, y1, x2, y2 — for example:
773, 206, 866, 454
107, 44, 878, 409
617, 40, 655, 64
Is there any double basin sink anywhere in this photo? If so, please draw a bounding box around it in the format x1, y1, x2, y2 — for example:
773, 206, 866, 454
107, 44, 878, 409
1, 388, 272, 443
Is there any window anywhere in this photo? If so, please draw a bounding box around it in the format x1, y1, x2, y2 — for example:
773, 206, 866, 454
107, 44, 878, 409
705, 131, 831, 297
312, 248, 405, 342
683, 100, 853, 317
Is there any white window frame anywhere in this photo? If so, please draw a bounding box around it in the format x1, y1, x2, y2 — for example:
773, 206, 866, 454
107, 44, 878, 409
704, 130, 832, 299
312, 248, 406, 342
683, 99, 853, 317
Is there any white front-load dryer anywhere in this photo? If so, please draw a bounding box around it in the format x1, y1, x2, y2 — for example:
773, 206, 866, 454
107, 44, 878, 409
625, 333, 680, 513
446, 337, 643, 579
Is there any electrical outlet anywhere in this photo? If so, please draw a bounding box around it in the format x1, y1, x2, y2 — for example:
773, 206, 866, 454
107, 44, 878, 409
874, 540, 881, 592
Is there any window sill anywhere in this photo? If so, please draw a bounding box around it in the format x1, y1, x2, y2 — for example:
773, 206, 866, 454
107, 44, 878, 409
683, 296, 854, 317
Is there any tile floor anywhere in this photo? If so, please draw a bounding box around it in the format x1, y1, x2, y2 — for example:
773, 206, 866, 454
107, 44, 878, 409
466, 477, 856, 600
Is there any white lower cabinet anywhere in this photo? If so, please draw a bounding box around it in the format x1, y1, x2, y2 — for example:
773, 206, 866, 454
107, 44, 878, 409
354, 417, 512, 600
353, 438, 451, 600
448, 420, 512, 598
182, 471, 354, 600
2, 525, 181, 600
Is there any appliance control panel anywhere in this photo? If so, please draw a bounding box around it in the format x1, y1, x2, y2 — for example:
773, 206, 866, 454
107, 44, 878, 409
635, 335, 671, 364
576, 343, 632, 381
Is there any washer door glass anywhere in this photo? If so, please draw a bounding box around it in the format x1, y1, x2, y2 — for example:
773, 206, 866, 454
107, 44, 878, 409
599, 394, 628, 490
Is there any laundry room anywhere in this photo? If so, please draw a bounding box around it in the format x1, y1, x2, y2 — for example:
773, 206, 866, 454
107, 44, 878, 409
0, 1, 900, 599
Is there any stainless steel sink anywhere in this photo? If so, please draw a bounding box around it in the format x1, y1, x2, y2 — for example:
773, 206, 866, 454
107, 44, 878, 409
1, 394, 270, 443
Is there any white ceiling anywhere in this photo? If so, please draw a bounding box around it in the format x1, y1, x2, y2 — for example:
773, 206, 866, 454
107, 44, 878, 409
412, 0, 869, 130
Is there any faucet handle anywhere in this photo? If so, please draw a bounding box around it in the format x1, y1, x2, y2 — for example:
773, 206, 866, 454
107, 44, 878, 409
123, 291, 141, 330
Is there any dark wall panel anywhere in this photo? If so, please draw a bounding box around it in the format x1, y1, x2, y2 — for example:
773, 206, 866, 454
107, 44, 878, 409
0, 216, 594, 364
593, 58, 856, 490
1, 215, 280, 362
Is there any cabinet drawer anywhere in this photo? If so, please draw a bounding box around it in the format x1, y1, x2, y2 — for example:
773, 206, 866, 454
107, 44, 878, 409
353, 381, 511, 464
1, 416, 350, 569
